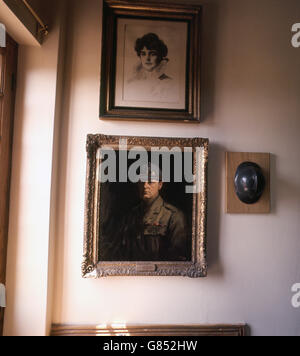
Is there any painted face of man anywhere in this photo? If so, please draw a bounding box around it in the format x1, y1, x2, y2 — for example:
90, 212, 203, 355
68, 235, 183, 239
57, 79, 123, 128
138, 181, 163, 204
139, 47, 159, 72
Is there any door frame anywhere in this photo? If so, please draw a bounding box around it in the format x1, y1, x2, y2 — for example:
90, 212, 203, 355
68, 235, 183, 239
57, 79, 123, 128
0, 34, 18, 336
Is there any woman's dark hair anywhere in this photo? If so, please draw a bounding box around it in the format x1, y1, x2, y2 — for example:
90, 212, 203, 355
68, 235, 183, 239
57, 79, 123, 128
135, 33, 168, 63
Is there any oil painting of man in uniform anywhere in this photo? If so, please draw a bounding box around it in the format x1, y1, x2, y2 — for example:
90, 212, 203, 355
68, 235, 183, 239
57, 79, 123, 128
100, 161, 192, 262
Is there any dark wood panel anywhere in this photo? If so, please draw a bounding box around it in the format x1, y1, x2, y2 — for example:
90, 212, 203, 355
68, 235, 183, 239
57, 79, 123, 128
0, 34, 18, 336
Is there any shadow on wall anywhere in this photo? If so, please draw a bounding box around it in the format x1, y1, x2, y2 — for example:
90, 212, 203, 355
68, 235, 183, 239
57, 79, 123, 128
50, 2, 76, 324
206, 150, 277, 277
201, 0, 220, 124
206, 142, 224, 276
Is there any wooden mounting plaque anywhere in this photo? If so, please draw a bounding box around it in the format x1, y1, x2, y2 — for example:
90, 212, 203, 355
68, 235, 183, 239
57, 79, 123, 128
226, 152, 270, 214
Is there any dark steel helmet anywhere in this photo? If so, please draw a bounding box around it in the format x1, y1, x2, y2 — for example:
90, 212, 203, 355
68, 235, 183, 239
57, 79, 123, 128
234, 162, 265, 204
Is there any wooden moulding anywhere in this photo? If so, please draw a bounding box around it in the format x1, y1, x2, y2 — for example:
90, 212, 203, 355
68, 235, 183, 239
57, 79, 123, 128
226, 152, 270, 214
51, 324, 247, 336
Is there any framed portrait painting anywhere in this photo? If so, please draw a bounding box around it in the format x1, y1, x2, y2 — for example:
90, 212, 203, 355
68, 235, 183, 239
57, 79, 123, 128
82, 134, 208, 278
100, 0, 202, 122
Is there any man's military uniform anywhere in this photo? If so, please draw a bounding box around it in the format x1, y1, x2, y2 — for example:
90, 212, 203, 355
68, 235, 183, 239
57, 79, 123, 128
120, 195, 187, 261
100, 164, 188, 262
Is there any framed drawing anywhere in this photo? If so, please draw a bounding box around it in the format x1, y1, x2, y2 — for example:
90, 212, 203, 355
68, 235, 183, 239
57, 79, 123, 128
82, 134, 209, 278
100, 0, 202, 122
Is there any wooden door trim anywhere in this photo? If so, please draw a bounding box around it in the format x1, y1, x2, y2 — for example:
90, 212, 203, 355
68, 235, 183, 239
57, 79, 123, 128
51, 324, 247, 336
0, 34, 18, 336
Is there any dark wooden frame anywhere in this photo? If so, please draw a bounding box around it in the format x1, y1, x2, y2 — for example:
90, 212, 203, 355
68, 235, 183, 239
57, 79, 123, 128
82, 134, 209, 278
51, 324, 247, 336
0, 35, 18, 336
99, 0, 202, 122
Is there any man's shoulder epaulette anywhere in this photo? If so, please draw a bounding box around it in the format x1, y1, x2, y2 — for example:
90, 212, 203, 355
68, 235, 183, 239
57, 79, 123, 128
163, 202, 179, 214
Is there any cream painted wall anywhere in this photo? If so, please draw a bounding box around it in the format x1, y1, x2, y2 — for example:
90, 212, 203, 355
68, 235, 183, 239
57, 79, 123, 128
51, 0, 300, 336
5, 0, 300, 336
3, 0, 65, 336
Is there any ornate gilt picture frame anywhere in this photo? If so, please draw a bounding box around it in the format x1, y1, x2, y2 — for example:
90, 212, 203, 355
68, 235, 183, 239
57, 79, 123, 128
82, 134, 208, 278
100, 0, 202, 122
